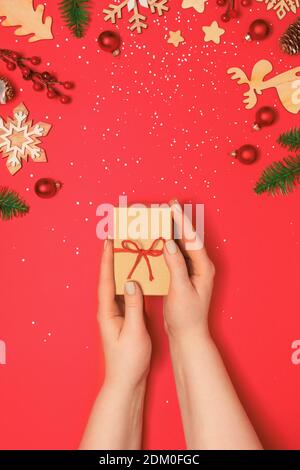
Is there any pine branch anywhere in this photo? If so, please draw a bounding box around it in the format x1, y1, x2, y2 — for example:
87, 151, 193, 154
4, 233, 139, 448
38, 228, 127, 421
0, 187, 29, 221
59, 0, 90, 38
278, 128, 300, 151
254, 155, 300, 196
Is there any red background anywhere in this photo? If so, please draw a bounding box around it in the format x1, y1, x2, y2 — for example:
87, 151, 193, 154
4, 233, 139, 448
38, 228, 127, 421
0, 0, 300, 450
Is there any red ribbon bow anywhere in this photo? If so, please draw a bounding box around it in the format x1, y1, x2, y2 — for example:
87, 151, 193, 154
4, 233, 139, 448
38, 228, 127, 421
114, 237, 165, 281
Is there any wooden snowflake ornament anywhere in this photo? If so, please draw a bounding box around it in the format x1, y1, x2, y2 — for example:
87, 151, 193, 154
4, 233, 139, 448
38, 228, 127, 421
0, 0, 53, 42
103, 0, 169, 34
0, 103, 51, 175
256, 0, 300, 21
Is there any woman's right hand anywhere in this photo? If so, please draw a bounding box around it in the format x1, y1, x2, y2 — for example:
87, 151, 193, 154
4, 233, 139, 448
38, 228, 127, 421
163, 201, 215, 342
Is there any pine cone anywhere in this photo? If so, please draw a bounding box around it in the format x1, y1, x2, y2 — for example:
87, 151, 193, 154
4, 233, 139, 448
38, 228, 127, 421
280, 18, 300, 55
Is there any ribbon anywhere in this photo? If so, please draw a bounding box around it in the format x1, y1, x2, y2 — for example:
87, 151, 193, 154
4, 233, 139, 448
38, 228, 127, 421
114, 237, 165, 281
127, 0, 149, 12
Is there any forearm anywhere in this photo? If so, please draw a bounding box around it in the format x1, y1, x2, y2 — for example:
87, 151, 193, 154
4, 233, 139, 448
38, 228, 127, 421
80, 380, 146, 450
169, 331, 262, 450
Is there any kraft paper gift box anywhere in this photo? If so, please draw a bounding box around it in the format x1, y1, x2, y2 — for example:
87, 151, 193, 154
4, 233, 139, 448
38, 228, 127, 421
113, 207, 172, 295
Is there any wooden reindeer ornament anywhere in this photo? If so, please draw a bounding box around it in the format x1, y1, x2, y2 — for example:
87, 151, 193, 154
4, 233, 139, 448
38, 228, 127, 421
227, 60, 300, 114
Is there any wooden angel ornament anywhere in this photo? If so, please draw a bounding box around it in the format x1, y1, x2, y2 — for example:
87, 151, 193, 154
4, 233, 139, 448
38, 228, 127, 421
227, 60, 300, 114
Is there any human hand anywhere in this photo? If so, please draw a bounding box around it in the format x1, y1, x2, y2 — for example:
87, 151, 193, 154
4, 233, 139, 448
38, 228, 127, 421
98, 239, 152, 391
163, 201, 215, 342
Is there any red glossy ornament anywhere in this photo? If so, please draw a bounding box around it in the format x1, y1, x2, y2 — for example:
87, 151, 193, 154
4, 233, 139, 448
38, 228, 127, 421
241, 0, 251, 5
34, 178, 62, 198
221, 12, 230, 22
98, 31, 121, 56
231, 144, 258, 164
253, 106, 276, 130
245, 19, 270, 41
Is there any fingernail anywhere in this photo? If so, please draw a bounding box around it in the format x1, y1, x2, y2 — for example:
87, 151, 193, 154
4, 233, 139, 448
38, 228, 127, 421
165, 239, 178, 255
125, 281, 136, 295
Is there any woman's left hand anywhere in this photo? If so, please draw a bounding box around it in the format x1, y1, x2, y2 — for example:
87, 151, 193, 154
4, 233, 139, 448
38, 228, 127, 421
98, 239, 152, 391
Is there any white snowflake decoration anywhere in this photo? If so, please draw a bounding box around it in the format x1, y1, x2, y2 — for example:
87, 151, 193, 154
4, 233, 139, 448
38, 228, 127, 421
103, 0, 169, 33
256, 0, 300, 20
0, 103, 51, 175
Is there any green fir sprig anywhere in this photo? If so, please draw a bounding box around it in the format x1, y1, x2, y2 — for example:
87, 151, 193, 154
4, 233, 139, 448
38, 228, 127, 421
59, 0, 90, 38
0, 187, 29, 221
278, 128, 300, 152
254, 155, 300, 196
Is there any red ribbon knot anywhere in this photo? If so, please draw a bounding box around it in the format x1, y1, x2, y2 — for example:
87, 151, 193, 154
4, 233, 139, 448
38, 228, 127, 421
114, 237, 165, 281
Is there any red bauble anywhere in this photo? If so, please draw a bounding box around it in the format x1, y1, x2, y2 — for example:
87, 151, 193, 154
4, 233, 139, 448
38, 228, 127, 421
245, 19, 270, 41
241, 0, 251, 6
98, 31, 121, 56
253, 106, 276, 130
34, 178, 62, 198
231, 144, 258, 164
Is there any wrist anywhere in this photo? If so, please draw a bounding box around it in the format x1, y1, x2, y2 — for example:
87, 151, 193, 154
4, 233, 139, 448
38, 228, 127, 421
168, 325, 212, 348
102, 376, 147, 399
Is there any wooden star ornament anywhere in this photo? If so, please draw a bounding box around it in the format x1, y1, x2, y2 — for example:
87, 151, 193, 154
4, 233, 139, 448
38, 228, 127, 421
167, 30, 184, 47
202, 20, 225, 44
181, 0, 208, 13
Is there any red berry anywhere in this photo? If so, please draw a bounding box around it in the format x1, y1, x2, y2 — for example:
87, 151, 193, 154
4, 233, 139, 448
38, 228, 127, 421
6, 61, 16, 71
10, 52, 19, 60
33, 81, 44, 91
221, 12, 230, 22
47, 88, 57, 99
30, 56, 41, 65
63, 81, 74, 89
22, 67, 32, 79
216, 0, 227, 5
60, 95, 71, 104
241, 0, 251, 5
42, 71, 51, 80
230, 8, 239, 17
